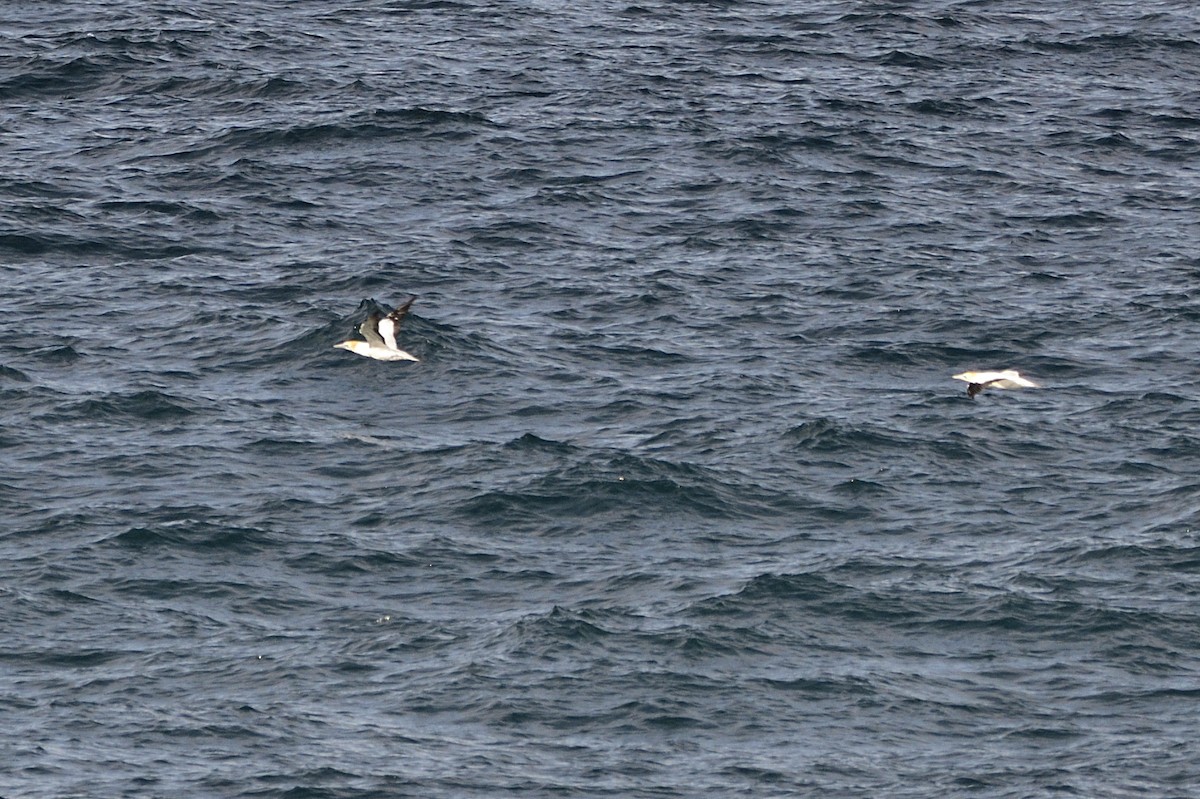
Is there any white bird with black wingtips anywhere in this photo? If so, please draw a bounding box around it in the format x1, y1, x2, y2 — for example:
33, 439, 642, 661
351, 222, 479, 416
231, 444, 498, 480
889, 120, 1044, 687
335, 297, 419, 361
953, 369, 1038, 398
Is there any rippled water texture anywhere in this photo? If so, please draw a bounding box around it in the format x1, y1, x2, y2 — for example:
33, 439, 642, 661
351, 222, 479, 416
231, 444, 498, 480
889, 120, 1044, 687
3, 1, 1200, 796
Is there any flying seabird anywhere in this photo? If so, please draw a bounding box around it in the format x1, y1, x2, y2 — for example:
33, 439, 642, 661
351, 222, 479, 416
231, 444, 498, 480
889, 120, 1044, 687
953, 369, 1038, 398
334, 297, 419, 361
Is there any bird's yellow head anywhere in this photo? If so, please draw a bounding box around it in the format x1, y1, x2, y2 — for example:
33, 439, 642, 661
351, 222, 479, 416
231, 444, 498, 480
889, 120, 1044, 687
334, 340, 369, 355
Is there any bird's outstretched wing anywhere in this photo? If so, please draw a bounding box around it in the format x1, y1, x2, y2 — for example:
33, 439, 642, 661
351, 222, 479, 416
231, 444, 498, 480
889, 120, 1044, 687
377, 296, 416, 351
358, 309, 386, 348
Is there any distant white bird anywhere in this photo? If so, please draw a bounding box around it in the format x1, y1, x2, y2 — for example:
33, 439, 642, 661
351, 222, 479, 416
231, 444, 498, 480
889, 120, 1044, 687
334, 297, 419, 361
953, 369, 1038, 399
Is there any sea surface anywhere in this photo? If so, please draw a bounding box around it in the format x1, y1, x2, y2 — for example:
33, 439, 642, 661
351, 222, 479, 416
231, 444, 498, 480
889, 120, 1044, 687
3, 1, 1200, 797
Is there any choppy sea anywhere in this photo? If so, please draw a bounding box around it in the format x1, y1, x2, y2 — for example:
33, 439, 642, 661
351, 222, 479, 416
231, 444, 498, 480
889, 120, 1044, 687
3, 2, 1200, 796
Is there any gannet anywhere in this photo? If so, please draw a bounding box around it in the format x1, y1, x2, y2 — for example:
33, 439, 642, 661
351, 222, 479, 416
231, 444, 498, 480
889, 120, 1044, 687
953, 369, 1038, 399
334, 297, 419, 361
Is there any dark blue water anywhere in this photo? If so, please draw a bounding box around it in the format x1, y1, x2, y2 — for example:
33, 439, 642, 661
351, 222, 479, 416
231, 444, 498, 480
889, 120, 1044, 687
4, 2, 1200, 796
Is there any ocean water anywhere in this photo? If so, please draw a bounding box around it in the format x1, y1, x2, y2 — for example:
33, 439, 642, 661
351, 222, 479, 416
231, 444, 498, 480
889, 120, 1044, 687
3, 1, 1200, 796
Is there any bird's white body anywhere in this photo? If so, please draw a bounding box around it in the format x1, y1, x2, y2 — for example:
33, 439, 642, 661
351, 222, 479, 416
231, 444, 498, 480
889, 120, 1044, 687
952, 370, 1039, 389
953, 369, 1038, 398
334, 340, 418, 361
335, 296, 420, 362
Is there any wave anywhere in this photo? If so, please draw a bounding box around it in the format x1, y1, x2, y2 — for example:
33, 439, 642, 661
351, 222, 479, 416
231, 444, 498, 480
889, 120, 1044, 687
57, 390, 199, 422
454, 435, 813, 531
